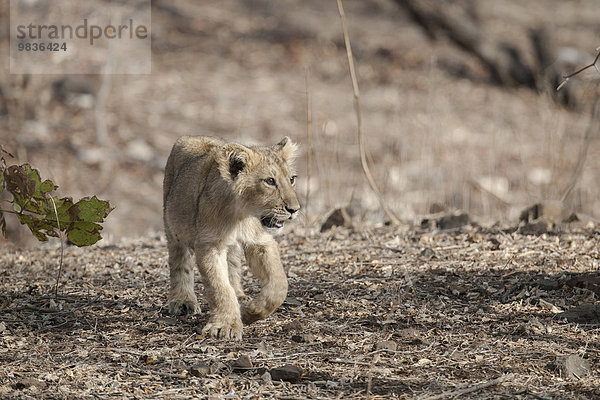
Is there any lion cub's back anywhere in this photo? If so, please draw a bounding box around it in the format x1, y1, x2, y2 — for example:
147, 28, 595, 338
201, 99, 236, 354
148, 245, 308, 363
168, 136, 224, 169
163, 135, 224, 215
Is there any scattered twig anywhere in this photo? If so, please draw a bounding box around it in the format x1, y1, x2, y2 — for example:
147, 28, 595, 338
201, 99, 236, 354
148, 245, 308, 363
417, 373, 514, 400
283, 243, 404, 258
557, 47, 600, 91
3, 294, 103, 315
336, 0, 401, 225
108, 348, 146, 357
561, 95, 600, 203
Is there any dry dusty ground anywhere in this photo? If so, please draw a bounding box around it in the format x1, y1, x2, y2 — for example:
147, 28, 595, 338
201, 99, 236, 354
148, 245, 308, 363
1, 224, 599, 399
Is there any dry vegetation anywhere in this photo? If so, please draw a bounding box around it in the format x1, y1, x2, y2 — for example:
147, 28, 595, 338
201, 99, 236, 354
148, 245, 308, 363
2, 0, 600, 241
2, 0, 600, 398
1, 225, 600, 399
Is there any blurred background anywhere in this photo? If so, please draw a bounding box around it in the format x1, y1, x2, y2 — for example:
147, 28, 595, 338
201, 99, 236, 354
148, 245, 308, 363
2, 0, 600, 245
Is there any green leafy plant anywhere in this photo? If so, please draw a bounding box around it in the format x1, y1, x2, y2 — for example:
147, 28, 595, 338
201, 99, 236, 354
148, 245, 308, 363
0, 145, 113, 246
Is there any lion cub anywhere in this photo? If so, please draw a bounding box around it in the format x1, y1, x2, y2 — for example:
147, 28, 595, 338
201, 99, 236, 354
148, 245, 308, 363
163, 136, 300, 339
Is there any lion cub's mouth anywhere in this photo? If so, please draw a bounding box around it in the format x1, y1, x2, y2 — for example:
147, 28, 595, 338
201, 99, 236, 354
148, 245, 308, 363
260, 216, 285, 229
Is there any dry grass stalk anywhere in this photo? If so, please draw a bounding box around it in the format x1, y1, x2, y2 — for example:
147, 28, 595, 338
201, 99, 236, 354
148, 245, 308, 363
304, 67, 313, 226
561, 94, 600, 203
49, 195, 64, 300
336, 0, 400, 225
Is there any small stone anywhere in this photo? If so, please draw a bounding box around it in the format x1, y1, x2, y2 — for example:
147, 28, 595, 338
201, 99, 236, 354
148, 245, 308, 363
420, 247, 435, 257
291, 334, 315, 343
429, 203, 447, 214
535, 278, 560, 290
270, 365, 304, 382
320, 208, 352, 232
232, 354, 253, 370
375, 340, 397, 351
420, 218, 432, 230
141, 354, 159, 365
189, 362, 210, 378
13, 378, 47, 390
557, 304, 600, 324
396, 328, 426, 345
414, 358, 432, 367
156, 317, 178, 325
519, 201, 575, 224
437, 212, 469, 230
538, 299, 563, 314
48, 299, 59, 311
282, 320, 303, 332
555, 355, 590, 380
284, 298, 302, 306
520, 220, 551, 235
326, 380, 339, 389
488, 237, 501, 250
397, 328, 420, 338
261, 371, 272, 384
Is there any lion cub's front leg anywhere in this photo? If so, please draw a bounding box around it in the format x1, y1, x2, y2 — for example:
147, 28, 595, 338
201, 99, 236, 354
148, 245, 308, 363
196, 244, 243, 340
241, 238, 288, 324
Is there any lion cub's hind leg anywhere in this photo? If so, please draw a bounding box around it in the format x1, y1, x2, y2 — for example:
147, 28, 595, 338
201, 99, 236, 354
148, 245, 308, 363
167, 239, 200, 316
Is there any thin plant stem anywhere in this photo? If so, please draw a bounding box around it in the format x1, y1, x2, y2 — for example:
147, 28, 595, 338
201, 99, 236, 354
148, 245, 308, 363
336, 0, 400, 225
561, 95, 600, 202
305, 66, 313, 226
50, 195, 65, 300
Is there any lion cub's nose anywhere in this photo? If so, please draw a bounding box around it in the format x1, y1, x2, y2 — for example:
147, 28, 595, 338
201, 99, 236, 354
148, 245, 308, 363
285, 205, 299, 216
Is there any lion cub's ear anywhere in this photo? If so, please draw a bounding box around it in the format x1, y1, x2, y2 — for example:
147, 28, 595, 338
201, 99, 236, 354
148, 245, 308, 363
218, 143, 254, 182
275, 136, 298, 163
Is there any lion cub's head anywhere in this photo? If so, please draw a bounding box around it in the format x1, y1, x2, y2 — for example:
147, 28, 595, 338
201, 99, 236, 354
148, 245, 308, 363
217, 137, 300, 234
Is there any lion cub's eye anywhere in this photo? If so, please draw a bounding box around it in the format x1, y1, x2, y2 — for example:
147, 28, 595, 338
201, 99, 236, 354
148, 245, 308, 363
265, 177, 276, 186
290, 175, 297, 185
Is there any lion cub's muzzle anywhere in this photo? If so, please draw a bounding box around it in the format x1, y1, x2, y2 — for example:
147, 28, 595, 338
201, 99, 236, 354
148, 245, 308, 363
260, 205, 299, 232
260, 216, 285, 230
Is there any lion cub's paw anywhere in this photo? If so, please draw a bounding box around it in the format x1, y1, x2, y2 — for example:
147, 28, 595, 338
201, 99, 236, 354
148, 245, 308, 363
168, 299, 200, 316
202, 316, 243, 340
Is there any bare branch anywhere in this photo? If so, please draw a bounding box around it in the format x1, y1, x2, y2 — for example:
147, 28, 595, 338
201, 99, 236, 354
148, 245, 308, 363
557, 48, 600, 91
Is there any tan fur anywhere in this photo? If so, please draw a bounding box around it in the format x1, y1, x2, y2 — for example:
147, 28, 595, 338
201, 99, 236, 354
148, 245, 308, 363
163, 136, 300, 340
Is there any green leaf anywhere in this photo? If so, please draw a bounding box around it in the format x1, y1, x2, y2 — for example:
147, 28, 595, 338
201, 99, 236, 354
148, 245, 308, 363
5, 164, 56, 199
1, 162, 113, 246
66, 221, 104, 246
4, 164, 57, 216
63, 197, 113, 246
75, 196, 113, 222
15, 213, 59, 241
